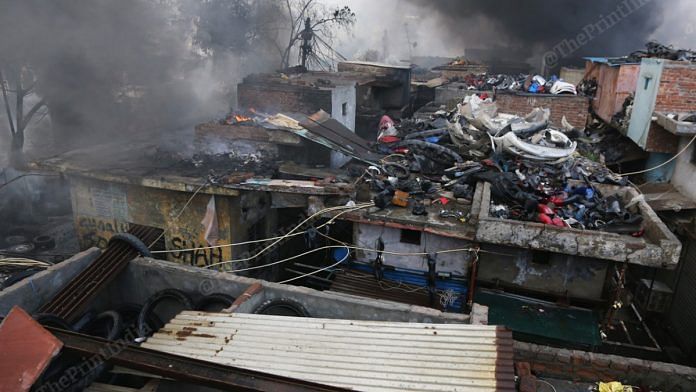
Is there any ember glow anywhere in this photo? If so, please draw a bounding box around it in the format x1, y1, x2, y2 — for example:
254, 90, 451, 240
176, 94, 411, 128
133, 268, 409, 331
224, 113, 254, 125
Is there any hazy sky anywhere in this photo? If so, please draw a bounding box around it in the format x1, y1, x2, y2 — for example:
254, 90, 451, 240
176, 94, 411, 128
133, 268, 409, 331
325, 0, 696, 62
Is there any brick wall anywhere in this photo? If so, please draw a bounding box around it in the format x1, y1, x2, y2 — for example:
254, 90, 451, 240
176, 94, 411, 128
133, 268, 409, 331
514, 341, 696, 389
655, 61, 696, 113
495, 92, 591, 127
238, 82, 333, 115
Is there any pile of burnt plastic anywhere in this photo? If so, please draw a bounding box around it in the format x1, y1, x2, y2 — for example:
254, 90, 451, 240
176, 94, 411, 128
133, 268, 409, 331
453, 73, 577, 95
481, 158, 643, 234
368, 94, 641, 234
627, 41, 696, 63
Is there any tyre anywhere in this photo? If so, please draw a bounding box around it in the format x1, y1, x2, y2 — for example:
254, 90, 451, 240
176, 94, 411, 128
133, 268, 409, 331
108, 233, 152, 258
80, 310, 123, 340
253, 298, 310, 317
137, 289, 193, 337
195, 293, 236, 312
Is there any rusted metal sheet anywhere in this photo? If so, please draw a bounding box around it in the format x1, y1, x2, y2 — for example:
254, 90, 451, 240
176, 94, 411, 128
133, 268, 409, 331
142, 312, 516, 392
195, 123, 303, 146
40, 225, 161, 323
0, 307, 63, 392
49, 328, 345, 392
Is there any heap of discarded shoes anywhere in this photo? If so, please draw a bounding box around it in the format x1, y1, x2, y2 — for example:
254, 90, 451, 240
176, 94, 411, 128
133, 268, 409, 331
365, 93, 642, 234
452, 73, 578, 95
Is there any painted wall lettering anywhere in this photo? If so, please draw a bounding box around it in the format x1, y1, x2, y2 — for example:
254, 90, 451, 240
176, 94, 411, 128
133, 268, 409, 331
169, 236, 224, 267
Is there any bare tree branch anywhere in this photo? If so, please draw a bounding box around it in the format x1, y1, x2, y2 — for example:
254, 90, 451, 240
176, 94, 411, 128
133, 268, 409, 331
0, 69, 17, 136
21, 99, 46, 132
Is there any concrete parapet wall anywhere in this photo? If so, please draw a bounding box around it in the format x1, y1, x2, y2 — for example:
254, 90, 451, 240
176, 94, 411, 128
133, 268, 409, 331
514, 341, 696, 390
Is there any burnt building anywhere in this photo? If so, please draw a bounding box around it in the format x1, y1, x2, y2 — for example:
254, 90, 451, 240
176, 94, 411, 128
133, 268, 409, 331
238, 61, 411, 142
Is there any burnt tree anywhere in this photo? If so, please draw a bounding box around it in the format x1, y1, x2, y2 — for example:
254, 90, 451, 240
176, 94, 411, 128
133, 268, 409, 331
0, 66, 47, 164
276, 0, 354, 70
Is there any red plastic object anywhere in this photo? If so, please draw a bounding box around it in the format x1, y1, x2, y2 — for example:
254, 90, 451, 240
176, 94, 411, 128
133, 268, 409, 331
632, 229, 645, 237
378, 135, 400, 143
548, 195, 565, 205
439, 197, 450, 205
551, 217, 566, 227
537, 204, 555, 215
0, 306, 63, 391
538, 214, 553, 224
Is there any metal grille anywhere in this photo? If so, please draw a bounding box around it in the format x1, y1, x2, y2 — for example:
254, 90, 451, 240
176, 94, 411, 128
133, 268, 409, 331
40, 224, 161, 323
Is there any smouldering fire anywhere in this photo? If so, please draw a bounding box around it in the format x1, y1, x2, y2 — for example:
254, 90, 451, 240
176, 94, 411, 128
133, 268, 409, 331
223, 112, 254, 125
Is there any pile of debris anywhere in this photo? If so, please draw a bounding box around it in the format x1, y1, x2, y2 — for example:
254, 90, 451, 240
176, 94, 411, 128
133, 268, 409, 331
366, 94, 642, 233
628, 41, 696, 63
449, 73, 578, 95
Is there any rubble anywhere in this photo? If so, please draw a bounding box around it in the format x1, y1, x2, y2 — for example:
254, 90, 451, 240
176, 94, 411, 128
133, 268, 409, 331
441, 72, 580, 95
1, 6, 694, 387
358, 93, 647, 233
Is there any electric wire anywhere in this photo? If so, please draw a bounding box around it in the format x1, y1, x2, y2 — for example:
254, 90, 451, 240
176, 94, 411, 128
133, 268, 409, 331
0, 173, 60, 192
277, 248, 350, 284
152, 202, 373, 254
212, 234, 483, 274
147, 180, 210, 249
619, 133, 696, 176
536, 379, 557, 392
204, 202, 374, 269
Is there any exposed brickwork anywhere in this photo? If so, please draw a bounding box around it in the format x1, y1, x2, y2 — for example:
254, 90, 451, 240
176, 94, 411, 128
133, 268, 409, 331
655, 62, 696, 113
514, 341, 696, 390
644, 122, 679, 153
495, 92, 591, 127
238, 82, 333, 115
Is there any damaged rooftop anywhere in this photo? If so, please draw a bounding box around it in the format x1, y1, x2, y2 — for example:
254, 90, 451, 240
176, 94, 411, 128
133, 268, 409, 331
2, 1, 696, 391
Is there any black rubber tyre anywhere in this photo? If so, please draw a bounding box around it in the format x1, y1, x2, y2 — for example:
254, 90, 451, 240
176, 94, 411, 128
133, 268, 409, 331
33, 235, 56, 251
137, 289, 193, 337
108, 233, 152, 258
80, 310, 123, 340
253, 298, 311, 317
116, 303, 162, 335
34, 313, 74, 330
195, 293, 237, 312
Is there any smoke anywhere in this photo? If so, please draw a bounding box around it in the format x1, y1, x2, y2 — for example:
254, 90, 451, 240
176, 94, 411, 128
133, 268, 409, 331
0, 0, 278, 155
328, 0, 696, 71
409, 0, 663, 57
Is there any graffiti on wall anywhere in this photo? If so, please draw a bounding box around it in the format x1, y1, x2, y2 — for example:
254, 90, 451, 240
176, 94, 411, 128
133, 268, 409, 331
168, 236, 226, 267
77, 216, 130, 248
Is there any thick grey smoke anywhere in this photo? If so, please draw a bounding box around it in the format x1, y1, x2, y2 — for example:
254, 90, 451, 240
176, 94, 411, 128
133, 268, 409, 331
0, 0, 277, 154
329, 0, 690, 72
407, 0, 664, 66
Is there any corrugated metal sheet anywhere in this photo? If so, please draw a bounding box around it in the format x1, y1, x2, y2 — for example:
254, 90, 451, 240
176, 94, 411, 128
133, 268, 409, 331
142, 312, 515, 392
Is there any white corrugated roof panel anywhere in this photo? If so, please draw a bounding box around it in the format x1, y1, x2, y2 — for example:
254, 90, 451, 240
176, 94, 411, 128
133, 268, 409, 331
141, 312, 516, 392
